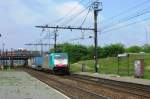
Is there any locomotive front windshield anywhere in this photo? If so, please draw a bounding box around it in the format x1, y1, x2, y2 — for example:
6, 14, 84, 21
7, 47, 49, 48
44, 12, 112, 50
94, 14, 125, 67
54, 54, 67, 60
53, 53, 68, 65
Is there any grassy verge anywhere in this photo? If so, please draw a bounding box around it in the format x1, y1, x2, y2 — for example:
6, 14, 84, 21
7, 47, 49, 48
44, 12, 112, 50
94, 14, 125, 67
70, 54, 150, 79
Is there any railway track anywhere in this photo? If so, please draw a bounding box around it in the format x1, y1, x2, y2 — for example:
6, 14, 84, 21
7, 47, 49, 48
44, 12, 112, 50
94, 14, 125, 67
22, 68, 150, 99
23, 68, 109, 99
68, 74, 150, 99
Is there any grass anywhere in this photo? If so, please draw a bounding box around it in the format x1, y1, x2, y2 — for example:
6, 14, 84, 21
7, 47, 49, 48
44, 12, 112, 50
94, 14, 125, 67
70, 54, 150, 79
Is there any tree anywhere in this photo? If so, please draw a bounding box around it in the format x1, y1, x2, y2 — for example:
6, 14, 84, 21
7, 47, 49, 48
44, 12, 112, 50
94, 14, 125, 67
86, 46, 105, 60
49, 43, 126, 63
60, 43, 88, 63
103, 44, 125, 57
126, 45, 142, 53
142, 44, 150, 53
86, 46, 94, 60
97, 47, 105, 58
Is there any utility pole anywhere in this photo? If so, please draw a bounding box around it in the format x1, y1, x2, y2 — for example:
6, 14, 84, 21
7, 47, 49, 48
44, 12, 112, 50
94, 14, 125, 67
54, 30, 58, 52
93, 0, 102, 73
2, 43, 5, 66
35, 0, 102, 73
40, 40, 43, 54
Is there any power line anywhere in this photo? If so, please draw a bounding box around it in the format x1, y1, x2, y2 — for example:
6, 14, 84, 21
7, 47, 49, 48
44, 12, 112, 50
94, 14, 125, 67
60, 0, 93, 26
53, 0, 85, 25
118, 7, 150, 22
69, 9, 91, 41
102, 0, 150, 23
80, 8, 91, 27
70, 4, 95, 42
102, 8, 150, 31
102, 6, 150, 29
101, 17, 150, 34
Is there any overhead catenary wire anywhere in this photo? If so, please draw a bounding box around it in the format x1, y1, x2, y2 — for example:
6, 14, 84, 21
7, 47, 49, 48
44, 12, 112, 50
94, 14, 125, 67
41, 0, 94, 31
100, 0, 150, 32
101, 0, 150, 24
60, 0, 95, 42
102, 8, 150, 31
80, 8, 91, 27
75, 8, 91, 40
118, 7, 150, 22
53, 0, 85, 25
60, 0, 94, 26
63, 1, 95, 42
101, 17, 150, 34
67, 4, 93, 41
70, 35, 93, 41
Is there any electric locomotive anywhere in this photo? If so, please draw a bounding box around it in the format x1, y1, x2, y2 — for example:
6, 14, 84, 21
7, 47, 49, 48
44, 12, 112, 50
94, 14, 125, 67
30, 53, 69, 74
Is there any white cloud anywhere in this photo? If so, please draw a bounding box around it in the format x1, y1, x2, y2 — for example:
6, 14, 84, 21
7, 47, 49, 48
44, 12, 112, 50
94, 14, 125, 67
0, 0, 38, 25
56, 1, 84, 16
0, 0, 95, 49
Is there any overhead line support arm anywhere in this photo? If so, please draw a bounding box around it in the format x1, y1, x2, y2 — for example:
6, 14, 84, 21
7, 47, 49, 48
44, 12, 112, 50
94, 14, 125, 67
35, 25, 94, 31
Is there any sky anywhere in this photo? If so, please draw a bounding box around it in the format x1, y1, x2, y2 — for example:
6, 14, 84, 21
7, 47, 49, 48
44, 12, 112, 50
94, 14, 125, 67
0, 0, 150, 51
